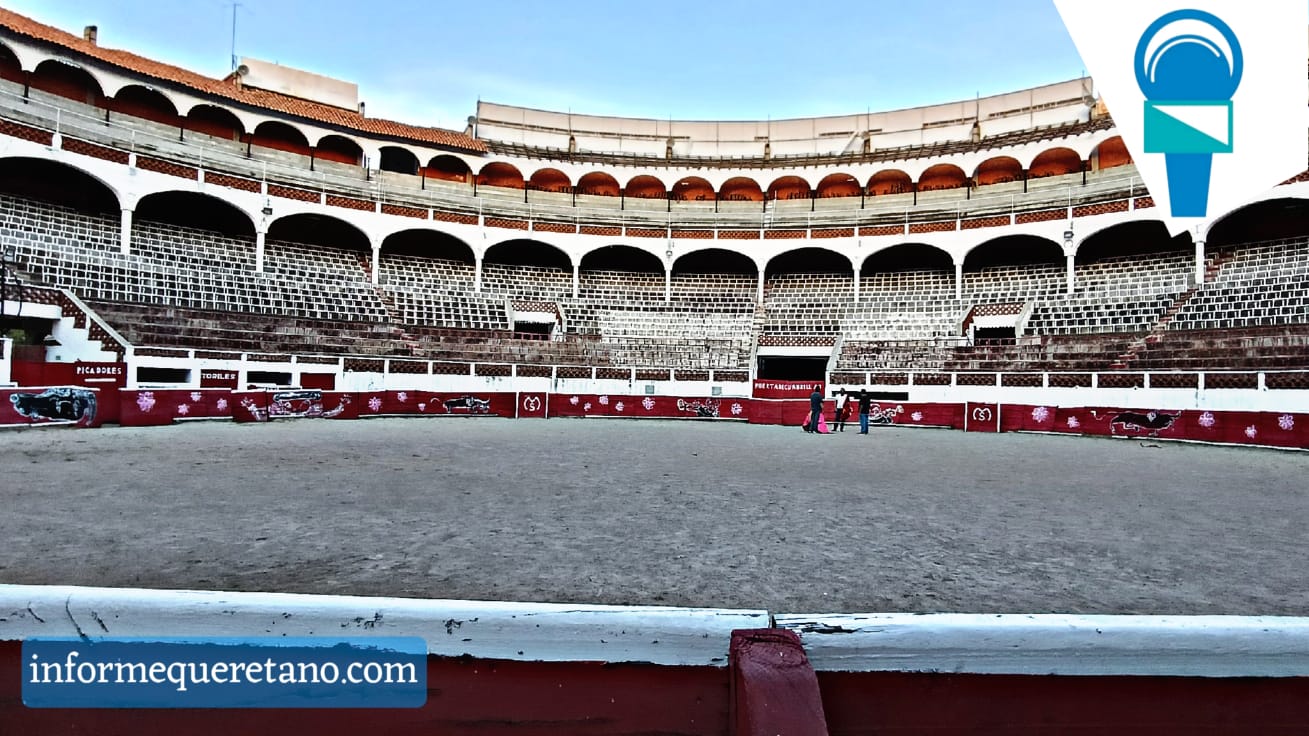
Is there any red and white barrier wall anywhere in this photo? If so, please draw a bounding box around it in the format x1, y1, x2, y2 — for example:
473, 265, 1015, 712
4, 385, 1308, 451
4, 585, 1309, 735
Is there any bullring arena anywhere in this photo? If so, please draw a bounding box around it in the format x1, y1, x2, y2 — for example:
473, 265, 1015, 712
2, 4, 1309, 734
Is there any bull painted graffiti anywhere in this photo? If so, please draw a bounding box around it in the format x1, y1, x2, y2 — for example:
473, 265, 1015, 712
676, 398, 720, 418
9, 387, 97, 425
1091, 409, 1181, 437
443, 396, 491, 414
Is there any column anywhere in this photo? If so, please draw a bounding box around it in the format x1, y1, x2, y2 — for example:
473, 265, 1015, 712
254, 230, 266, 273
1066, 253, 1076, 295
852, 268, 861, 303
120, 209, 133, 255
572, 264, 580, 300
664, 268, 672, 305
756, 271, 765, 303
1194, 237, 1206, 284
954, 262, 963, 301
370, 244, 381, 285
474, 256, 483, 293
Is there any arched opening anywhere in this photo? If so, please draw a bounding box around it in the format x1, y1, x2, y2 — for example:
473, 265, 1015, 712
1029, 147, 1084, 179
316, 135, 363, 166
581, 245, 664, 272
861, 243, 954, 275
816, 173, 860, 199
1207, 198, 1309, 246
109, 85, 179, 125
266, 213, 371, 252
767, 175, 811, 201
719, 177, 764, 202
30, 59, 104, 106
624, 175, 667, 200
0, 42, 23, 84
379, 146, 419, 175
424, 155, 471, 183
579, 246, 665, 300
867, 169, 913, 196
576, 172, 620, 197
248, 121, 311, 156
917, 163, 967, 192
135, 191, 255, 239
478, 162, 525, 190
1093, 136, 1133, 170
484, 239, 571, 269
528, 168, 572, 193
964, 235, 1063, 271
1076, 221, 1190, 263
185, 104, 244, 141
0, 157, 119, 214
381, 229, 475, 262
671, 176, 715, 202
974, 156, 1023, 186
765, 247, 852, 278
378, 229, 476, 289
671, 248, 757, 276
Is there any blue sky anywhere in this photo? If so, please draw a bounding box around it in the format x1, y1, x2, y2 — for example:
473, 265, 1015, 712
7, 0, 1088, 129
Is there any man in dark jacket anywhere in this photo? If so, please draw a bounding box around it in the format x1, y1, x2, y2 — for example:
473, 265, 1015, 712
808, 388, 823, 433
858, 389, 872, 434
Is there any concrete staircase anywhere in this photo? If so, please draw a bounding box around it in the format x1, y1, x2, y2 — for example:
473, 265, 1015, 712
356, 253, 422, 356
1111, 252, 1232, 370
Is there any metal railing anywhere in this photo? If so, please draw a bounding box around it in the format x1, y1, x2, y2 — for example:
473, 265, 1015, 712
0, 83, 1150, 234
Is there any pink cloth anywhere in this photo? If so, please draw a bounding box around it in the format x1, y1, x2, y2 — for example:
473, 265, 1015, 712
817, 414, 830, 433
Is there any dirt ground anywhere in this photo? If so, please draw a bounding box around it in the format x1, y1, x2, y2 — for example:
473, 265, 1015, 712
1, 417, 1306, 616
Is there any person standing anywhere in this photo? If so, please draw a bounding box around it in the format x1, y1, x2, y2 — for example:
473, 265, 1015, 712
833, 389, 849, 432
858, 389, 872, 435
808, 387, 823, 434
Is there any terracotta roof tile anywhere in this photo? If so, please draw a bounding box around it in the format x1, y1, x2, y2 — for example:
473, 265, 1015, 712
0, 7, 486, 154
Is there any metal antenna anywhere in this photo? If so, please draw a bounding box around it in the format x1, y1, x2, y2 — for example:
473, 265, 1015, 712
229, 1, 242, 71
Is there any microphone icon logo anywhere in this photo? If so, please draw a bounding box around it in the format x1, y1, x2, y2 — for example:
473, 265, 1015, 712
1136, 9, 1243, 218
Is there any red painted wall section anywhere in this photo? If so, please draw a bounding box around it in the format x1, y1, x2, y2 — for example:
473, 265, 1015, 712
352, 391, 516, 418
816, 670, 1309, 736
517, 392, 548, 418
548, 393, 749, 420
731, 629, 829, 736
0, 641, 730, 736
119, 389, 234, 426
964, 402, 1001, 432
1004, 404, 1309, 448
299, 373, 337, 391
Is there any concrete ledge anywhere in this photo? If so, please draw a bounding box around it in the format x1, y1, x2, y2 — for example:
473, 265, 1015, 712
775, 613, 1309, 677
0, 584, 768, 667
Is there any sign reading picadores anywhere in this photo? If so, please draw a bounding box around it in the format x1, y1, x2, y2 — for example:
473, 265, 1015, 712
1054, 0, 1308, 234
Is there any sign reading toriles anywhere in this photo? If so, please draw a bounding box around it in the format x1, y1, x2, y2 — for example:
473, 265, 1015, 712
1054, 0, 1308, 233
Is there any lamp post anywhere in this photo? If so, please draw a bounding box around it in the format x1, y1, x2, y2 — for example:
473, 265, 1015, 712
0, 243, 21, 322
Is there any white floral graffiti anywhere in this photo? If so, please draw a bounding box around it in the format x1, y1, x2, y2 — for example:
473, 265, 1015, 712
215, 398, 228, 412
731, 402, 743, 416
569, 396, 579, 406
1245, 425, 1258, 439
1066, 416, 1081, 429
136, 392, 156, 413
583, 402, 592, 411
368, 396, 382, 412
176, 404, 190, 416
1279, 414, 1295, 431
190, 391, 202, 403
911, 411, 923, 422
1198, 411, 1216, 428
1031, 406, 1051, 423
615, 401, 625, 412
417, 403, 427, 412
397, 391, 408, 403
598, 395, 609, 406
642, 397, 655, 411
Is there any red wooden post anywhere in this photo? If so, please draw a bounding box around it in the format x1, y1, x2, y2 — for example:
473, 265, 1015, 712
731, 629, 829, 736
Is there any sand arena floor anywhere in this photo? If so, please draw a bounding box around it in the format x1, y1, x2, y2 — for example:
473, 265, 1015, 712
1, 417, 1306, 615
